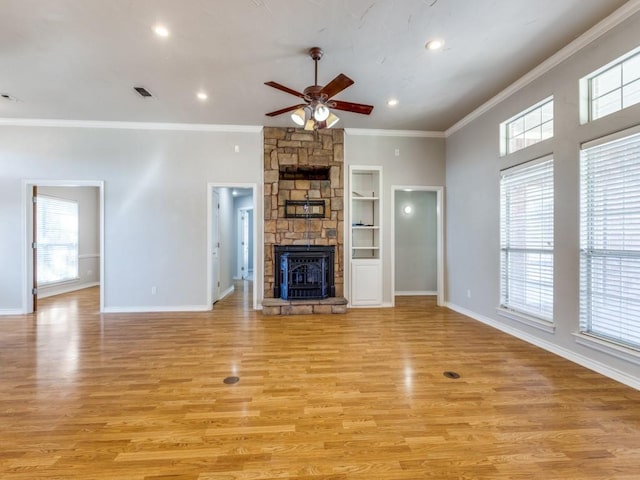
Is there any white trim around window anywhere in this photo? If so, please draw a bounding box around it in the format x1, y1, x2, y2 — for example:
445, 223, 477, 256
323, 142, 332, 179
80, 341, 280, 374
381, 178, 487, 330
579, 124, 640, 351
500, 96, 554, 156
580, 45, 640, 124
500, 155, 554, 324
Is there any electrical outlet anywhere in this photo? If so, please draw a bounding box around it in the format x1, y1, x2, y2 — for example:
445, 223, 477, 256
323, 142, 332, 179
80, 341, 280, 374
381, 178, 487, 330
151, 286, 157, 295
467, 289, 471, 298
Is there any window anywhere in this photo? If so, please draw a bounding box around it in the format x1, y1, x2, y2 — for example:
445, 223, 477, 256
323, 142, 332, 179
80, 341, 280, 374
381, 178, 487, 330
587, 48, 640, 121
580, 127, 640, 350
37, 195, 79, 285
500, 157, 554, 321
501, 97, 553, 155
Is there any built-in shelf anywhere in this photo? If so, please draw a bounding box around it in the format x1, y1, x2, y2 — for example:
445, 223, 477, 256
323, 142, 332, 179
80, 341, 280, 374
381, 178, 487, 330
349, 166, 382, 306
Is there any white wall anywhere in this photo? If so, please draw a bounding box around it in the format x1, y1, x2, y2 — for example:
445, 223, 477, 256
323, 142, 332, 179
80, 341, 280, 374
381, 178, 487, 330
395, 190, 437, 294
37, 186, 100, 298
345, 132, 446, 305
445, 11, 640, 388
0, 124, 263, 313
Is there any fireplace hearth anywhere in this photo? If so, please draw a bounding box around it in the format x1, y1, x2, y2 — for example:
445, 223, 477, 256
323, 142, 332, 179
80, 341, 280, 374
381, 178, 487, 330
274, 245, 335, 300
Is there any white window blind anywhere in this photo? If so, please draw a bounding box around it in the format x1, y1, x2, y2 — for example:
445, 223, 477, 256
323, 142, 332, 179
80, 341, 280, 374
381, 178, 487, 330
500, 158, 554, 321
37, 195, 79, 285
580, 129, 640, 350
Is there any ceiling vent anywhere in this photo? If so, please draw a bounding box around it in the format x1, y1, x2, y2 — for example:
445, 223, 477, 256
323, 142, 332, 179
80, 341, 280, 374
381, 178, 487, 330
0, 93, 18, 102
134, 86, 154, 98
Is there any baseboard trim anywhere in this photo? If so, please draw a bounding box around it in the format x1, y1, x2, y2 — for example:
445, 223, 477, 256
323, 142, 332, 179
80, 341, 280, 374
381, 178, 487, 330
38, 281, 99, 299
395, 290, 437, 296
103, 305, 211, 313
219, 285, 235, 301
445, 302, 640, 391
348, 302, 393, 308
0, 309, 24, 316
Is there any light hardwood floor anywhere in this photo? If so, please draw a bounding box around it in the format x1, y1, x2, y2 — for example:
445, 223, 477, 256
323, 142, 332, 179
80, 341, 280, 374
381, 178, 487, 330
1, 283, 639, 479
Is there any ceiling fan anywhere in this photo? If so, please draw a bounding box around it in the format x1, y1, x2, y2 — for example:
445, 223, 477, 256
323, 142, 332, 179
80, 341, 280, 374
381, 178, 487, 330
265, 47, 374, 130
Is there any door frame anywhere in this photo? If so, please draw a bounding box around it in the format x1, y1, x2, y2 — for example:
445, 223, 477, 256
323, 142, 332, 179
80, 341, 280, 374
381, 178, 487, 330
207, 183, 258, 310
22, 180, 105, 313
390, 185, 444, 307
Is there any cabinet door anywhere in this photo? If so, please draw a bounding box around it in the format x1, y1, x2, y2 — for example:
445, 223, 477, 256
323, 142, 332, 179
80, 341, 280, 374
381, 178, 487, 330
351, 260, 382, 306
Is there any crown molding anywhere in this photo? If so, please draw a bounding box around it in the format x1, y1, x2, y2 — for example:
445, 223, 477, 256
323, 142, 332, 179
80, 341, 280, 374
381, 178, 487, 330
0, 118, 263, 133
345, 128, 445, 138
445, 0, 640, 137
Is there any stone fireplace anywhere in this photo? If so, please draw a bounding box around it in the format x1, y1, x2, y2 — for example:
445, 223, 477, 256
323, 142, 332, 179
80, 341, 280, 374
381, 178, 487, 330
262, 127, 346, 315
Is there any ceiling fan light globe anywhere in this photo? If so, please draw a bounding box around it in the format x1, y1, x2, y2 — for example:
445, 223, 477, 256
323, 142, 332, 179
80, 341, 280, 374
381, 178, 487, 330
291, 108, 306, 126
314, 103, 330, 121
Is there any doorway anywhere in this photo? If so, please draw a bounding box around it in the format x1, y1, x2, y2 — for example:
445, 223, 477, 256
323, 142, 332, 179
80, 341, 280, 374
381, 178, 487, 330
211, 189, 221, 303
391, 186, 444, 306
23, 180, 105, 313
208, 184, 258, 310
237, 206, 253, 280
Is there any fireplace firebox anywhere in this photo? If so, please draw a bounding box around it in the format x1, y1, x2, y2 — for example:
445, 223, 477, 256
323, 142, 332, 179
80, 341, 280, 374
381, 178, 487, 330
274, 245, 335, 300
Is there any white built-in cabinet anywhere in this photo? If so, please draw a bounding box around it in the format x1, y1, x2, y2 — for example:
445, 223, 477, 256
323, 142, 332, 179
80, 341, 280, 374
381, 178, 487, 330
349, 166, 382, 306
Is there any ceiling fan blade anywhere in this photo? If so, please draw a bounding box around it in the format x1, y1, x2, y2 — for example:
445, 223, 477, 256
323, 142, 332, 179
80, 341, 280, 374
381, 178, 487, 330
331, 100, 374, 115
264, 81, 305, 99
319, 74, 354, 99
265, 104, 306, 117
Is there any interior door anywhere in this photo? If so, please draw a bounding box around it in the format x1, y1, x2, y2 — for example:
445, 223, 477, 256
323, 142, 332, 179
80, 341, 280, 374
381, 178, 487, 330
211, 190, 220, 303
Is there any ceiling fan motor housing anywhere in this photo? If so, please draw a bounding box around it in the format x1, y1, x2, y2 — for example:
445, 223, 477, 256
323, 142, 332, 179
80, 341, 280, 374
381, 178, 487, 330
309, 47, 323, 61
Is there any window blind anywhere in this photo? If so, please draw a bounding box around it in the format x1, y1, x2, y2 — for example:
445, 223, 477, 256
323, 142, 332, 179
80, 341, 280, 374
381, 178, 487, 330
37, 195, 79, 285
580, 130, 640, 350
500, 158, 554, 321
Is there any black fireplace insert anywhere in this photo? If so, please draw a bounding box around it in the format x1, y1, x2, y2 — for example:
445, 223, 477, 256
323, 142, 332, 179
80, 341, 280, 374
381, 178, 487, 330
274, 245, 335, 300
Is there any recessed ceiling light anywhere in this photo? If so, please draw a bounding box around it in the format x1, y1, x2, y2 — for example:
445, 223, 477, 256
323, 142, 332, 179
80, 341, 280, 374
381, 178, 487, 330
153, 24, 170, 38
425, 39, 445, 51
387, 99, 399, 107
196, 91, 208, 101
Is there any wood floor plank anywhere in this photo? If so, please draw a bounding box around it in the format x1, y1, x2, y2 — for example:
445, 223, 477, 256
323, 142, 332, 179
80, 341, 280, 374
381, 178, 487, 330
1, 283, 639, 479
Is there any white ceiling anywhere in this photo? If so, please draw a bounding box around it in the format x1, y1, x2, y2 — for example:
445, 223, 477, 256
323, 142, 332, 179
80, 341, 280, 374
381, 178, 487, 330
0, 0, 632, 131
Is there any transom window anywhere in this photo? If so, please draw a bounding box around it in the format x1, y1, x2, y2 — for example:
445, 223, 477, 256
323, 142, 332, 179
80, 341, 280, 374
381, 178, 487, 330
501, 97, 553, 155
500, 157, 554, 321
580, 127, 640, 350
587, 48, 640, 121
